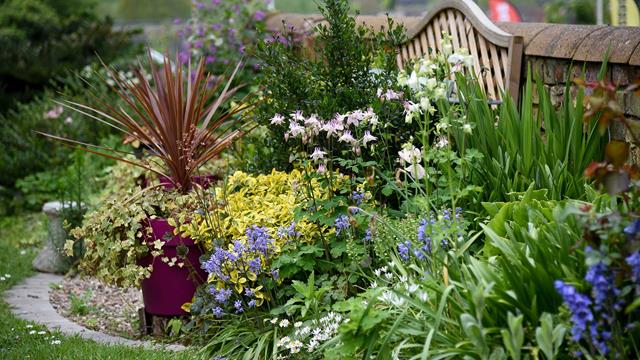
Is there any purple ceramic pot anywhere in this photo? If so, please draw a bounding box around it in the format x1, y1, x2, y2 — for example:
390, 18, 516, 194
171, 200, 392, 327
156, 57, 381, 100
138, 218, 207, 316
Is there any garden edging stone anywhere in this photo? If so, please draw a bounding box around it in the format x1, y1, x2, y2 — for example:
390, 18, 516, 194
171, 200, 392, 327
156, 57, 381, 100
4, 272, 185, 351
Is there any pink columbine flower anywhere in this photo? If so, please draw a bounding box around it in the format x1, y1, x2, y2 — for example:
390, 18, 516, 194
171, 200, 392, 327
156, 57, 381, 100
362, 131, 377, 146
322, 120, 343, 139
310, 147, 327, 162
43, 105, 63, 119
291, 110, 305, 122
338, 130, 356, 144
317, 163, 327, 174
304, 114, 321, 129
270, 114, 285, 125
288, 121, 305, 138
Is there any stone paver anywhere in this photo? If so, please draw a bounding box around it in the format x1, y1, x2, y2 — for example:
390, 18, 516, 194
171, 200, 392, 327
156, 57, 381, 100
4, 273, 185, 351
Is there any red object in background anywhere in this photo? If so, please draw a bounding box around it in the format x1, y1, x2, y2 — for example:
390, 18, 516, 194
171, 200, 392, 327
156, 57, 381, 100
488, 0, 522, 22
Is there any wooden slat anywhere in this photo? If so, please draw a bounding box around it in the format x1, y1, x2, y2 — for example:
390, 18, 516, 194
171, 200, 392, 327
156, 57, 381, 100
465, 20, 483, 77
397, 53, 404, 69
426, 24, 437, 57
401, 46, 410, 65
433, 16, 443, 52
420, 31, 429, 58
455, 11, 469, 50
408, 40, 416, 59
477, 35, 496, 99
413, 38, 423, 58
446, 10, 461, 50
489, 43, 504, 94
500, 47, 509, 78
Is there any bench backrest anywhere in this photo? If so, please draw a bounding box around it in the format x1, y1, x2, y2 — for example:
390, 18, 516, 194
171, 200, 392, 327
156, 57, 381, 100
397, 0, 523, 103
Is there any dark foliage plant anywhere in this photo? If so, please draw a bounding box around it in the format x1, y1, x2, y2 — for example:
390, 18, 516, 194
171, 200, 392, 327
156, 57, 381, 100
40, 54, 251, 193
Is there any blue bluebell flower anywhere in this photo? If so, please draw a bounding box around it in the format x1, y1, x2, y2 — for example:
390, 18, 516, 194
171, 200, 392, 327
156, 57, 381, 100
626, 251, 640, 283
213, 306, 224, 318
398, 241, 411, 261
334, 215, 350, 235
249, 257, 262, 274
234, 300, 244, 313
351, 191, 365, 206
555, 280, 594, 342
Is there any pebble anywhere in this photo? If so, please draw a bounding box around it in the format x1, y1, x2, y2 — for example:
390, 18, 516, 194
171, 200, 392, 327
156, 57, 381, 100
49, 277, 143, 339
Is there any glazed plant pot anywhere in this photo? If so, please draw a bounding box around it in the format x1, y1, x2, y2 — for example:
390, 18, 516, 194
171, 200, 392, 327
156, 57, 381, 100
138, 218, 207, 316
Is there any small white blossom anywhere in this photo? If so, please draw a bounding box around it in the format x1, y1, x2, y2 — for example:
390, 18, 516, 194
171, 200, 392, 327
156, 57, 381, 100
51, 339, 61, 345
291, 110, 305, 122
279, 319, 290, 328
269, 317, 279, 324
434, 137, 449, 149
270, 113, 285, 125
310, 147, 327, 162
294, 321, 303, 328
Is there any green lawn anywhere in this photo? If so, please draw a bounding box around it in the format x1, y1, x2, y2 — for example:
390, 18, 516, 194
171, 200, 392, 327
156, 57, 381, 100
0, 214, 195, 359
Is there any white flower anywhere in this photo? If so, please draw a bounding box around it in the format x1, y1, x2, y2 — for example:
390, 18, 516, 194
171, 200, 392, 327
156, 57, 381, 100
419, 97, 433, 113
434, 86, 447, 100
317, 163, 327, 174
291, 110, 305, 122
20, 250, 26, 255
64, 117, 73, 125
287, 121, 305, 138
0, 277, 5, 281
361, 131, 377, 146
310, 147, 327, 162
397, 145, 422, 165
434, 137, 449, 149
294, 321, 303, 328
370, 281, 378, 289
398, 275, 408, 283
269, 317, 279, 324
26, 325, 33, 329
404, 163, 426, 180
403, 101, 422, 124
322, 119, 343, 138
288, 340, 303, 353
418, 291, 429, 302
448, 53, 464, 65
276, 336, 290, 347
51, 340, 61, 345
338, 130, 356, 144
426, 78, 438, 90
346, 110, 363, 127
279, 319, 290, 328
442, 43, 453, 56
384, 272, 394, 280
462, 123, 473, 134
407, 284, 419, 293
37, 331, 46, 335
29, 330, 36, 335
406, 71, 427, 92
304, 114, 321, 128
270, 113, 285, 125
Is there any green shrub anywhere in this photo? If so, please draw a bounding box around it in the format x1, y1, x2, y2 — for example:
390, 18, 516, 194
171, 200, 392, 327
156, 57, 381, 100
0, 0, 139, 110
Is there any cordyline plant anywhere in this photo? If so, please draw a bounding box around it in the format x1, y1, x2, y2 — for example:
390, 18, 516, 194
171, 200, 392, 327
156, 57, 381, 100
39, 52, 251, 193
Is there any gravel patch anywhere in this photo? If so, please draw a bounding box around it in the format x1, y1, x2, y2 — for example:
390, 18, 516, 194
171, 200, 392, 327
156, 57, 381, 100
49, 276, 143, 339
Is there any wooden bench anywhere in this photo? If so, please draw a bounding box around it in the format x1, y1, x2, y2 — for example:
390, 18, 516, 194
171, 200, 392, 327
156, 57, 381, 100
397, 0, 524, 103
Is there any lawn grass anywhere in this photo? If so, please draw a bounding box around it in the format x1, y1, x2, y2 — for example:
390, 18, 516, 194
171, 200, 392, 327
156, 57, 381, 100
0, 214, 195, 359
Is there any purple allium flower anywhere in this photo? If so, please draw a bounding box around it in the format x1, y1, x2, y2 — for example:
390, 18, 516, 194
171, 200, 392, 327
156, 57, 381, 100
254, 10, 266, 21
234, 300, 244, 313
626, 252, 640, 283
249, 257, 262, 273
334, 215, 350, 235
196, 27, 205, 37
173, 18, 182, 25
193, 39, 204, 49
213, 306, 224, 318
195, 1, 205, 9
555, 280, 594, 342
211, 0, 221, 5
212, 23, 223, 31
398, 241, 411, 261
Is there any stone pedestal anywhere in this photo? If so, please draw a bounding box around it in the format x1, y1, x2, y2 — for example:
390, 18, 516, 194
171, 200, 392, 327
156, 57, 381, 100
32, 201, 80, 274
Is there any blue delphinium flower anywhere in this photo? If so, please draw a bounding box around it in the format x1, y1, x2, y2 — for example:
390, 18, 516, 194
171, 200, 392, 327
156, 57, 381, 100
555, 280, 594, 342
213, 306, 224, 318
626, 251, 640, 283
585, 262, 618, 312
364, 227, 372, 242
398, 241, 411, 261
417, 219, 428, 243
334, 215, 350, 235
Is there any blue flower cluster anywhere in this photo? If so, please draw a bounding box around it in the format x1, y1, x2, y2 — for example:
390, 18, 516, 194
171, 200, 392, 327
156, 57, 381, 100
277, 222, 301, 239
334, 215, 350, 236
398, 208, 465, 263
556, 255, 626, 356
201, 225, 280, 318
626, 251, 640, 284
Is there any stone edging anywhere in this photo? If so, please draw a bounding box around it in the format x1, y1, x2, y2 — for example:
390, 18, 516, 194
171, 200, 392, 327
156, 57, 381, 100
4, 273, 186, 352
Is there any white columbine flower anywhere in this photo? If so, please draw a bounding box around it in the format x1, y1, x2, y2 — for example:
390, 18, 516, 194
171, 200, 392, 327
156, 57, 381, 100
310, 147, 327, 162
397, 145, 422, 165
426, 77, 438, 90
362, 131, 377, 146
305, 114, 321, 128
288, 121, 305, 138
406, 71, 427, 92
322, 119, 343, 139
435, 136, 449, 149
270, 114, 284, 125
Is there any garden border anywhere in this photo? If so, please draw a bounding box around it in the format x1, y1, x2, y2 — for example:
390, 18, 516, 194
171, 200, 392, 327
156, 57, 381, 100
4, 272, 185, 351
